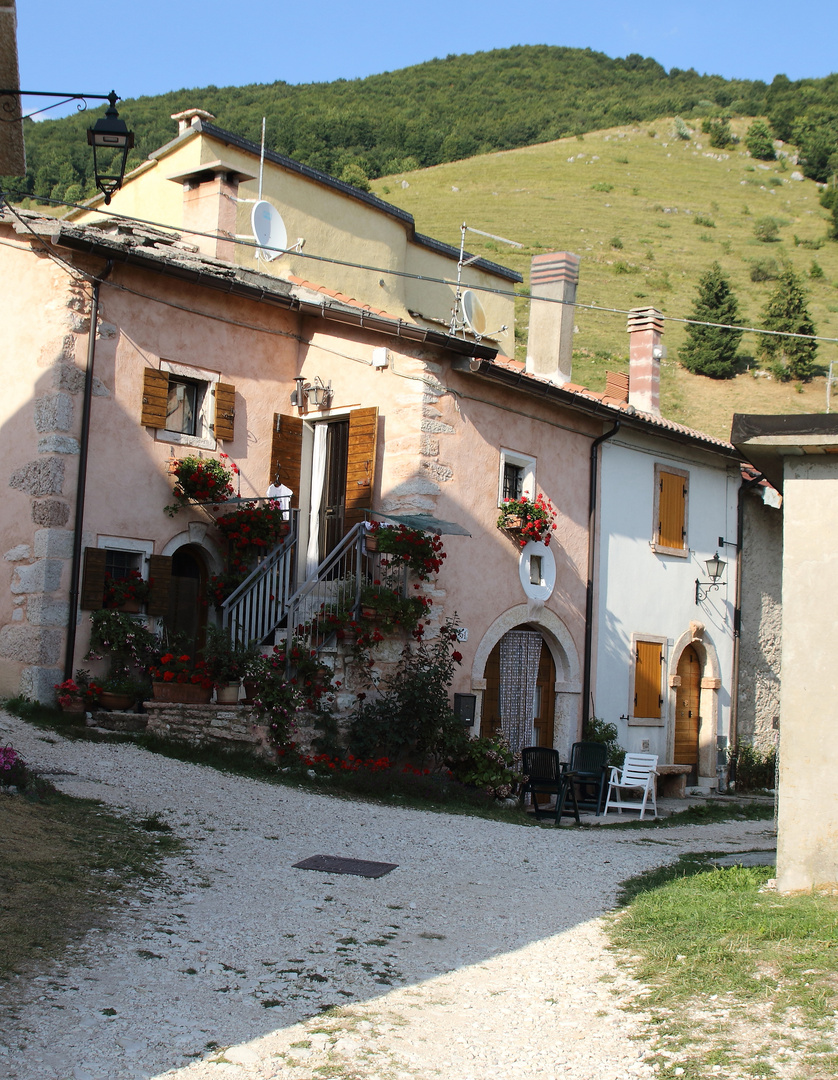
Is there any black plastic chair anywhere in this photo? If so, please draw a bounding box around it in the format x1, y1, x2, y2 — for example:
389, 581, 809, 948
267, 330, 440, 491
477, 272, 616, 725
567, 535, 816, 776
567, 741, 609, 816
520, 747, 579, 825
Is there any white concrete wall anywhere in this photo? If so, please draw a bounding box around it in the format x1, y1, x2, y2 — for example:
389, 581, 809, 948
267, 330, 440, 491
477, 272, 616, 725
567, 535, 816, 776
593, 432, 739, 780
776, 458, 838, 892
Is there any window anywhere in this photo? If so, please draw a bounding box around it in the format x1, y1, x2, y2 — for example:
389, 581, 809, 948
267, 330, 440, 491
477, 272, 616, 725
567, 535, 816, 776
653, 464, 689, 556
141, 361, 235, 450
80, 537, 171, 615
498, 448, 535, 506
104, 548, 143, 580
629, 635, 667, 725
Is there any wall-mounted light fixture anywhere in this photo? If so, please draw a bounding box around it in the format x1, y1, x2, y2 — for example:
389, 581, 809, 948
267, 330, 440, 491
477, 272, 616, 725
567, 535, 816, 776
695, 551, 726, 604
290, 375, 332, 411
0, 89, 134, 205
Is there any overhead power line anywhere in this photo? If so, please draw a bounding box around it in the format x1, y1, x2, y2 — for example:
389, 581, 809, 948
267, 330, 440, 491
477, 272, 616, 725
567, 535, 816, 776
3, 188, 838, 347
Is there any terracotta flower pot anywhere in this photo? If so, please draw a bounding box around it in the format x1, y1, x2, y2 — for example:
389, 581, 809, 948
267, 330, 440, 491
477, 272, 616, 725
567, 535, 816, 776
99, 691, 135, 711
502, 515, 524, 530
152, 681, 212, 705
215, 683, 240, 704
60, 698, 86, 714
365, 534, 380, 552
242, 679, 259, 705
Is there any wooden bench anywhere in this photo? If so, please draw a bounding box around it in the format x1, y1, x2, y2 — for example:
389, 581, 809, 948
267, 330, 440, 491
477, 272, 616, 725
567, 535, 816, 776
655, 764, 693, 799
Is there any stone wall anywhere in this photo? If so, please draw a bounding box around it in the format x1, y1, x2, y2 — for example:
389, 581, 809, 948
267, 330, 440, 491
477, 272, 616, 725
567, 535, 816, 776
143, 702, 274, 759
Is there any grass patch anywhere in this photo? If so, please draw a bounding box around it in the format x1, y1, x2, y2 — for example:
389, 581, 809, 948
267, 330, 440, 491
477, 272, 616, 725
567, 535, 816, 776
609, 856, 838, 1074
0, 788, 180, 979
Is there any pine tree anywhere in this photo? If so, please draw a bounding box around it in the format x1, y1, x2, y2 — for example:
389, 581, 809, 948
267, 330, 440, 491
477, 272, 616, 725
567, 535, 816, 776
680, 263, 744, 378
757, 267, 818, 381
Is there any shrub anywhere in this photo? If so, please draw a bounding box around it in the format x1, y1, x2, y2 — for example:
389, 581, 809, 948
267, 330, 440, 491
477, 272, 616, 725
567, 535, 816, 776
753, 216, 780, 243
446, 733, 523, 800
610, 236, 623, 249
582, 716, 625, 767
745, 119, 776, 160
729, 742, 776, 791
673, 117, 691, 141
694, 213, 716, 228
591, 181, 614, 193
750, 257, 780, 282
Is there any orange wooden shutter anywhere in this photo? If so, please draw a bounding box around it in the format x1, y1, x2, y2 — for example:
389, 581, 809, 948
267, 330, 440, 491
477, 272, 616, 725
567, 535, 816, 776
270, 413, 303, 509
213, 383, 236, 441
658, 471, 686, 549
141, 368, 169, 428
146, 555, 172, 618
634, 640, 663, 719
80, 547, 106, 610
344, 407, 378, 531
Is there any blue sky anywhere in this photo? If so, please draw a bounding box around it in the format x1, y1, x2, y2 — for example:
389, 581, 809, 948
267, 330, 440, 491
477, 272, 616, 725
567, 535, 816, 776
14, 0, 838, 120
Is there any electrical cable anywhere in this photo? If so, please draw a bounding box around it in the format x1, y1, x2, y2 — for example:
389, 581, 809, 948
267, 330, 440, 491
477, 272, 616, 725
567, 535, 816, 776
3, 187, 838, 347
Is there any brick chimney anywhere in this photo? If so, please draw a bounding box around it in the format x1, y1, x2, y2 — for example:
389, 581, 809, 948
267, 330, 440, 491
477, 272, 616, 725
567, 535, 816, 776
627, 307, 664, 416
525, 252, 580, 385
181, 170, 239, 262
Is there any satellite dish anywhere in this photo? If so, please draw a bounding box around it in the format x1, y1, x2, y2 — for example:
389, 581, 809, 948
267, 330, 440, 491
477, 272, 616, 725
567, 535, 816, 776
251, 200, 287, 262
462, 290, 487, 337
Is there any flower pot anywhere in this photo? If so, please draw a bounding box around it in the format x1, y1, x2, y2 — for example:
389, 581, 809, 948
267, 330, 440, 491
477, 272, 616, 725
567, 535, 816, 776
60, 699, 86, 714
152, 681, 213, 704
215, 682, 240, 704
242, 679, 259, 705
502, 515, 524, 530
99, 691, 135, 711
360, 605, 379, 620
364, 534, 380, 552
115, 598, 142, 613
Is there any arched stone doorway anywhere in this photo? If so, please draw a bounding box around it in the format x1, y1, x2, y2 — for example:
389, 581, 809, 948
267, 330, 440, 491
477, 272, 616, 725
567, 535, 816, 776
471, 606, 582, 757
480, 629, 556, 748
669, 625, 723, 785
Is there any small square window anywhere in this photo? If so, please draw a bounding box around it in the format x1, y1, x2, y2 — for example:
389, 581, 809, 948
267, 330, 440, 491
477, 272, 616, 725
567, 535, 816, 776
166, 377, 205, 437
498, 448, 536, 507
104, 549, 142, 580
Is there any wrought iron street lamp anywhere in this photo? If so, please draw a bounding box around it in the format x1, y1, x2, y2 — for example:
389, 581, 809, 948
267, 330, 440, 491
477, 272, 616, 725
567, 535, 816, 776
695, 552, 727, 604
0, 89, 134, 203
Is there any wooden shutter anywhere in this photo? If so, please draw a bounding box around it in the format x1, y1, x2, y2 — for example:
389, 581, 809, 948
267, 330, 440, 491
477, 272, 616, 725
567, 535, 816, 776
146, 555, 173, 618
344, 406, 378, 531
141, 368, 169, 428
213, 382, 236, 441
658, 470, 686, 550
634, 640, 663, 719
80, 547, 106, 610
270, 413, 303, 509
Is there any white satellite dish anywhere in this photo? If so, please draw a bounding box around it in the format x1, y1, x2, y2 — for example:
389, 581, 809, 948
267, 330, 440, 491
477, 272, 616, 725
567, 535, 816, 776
251, 200, 287, 262
462, 290, 487, 337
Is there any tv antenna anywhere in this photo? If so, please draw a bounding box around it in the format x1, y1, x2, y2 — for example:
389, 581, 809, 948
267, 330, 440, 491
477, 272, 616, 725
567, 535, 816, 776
449, 222, 521, 340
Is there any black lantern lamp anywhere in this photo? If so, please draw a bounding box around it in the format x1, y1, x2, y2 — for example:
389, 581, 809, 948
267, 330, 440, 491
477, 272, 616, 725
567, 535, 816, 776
695, 552, 727, 604
87, 92, 134, 204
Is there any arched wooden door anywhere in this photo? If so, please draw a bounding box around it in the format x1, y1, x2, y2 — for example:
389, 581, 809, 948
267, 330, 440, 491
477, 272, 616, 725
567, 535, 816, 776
165, 545, 208, 656
480, 630, 556, 748
674, 644, 701, 783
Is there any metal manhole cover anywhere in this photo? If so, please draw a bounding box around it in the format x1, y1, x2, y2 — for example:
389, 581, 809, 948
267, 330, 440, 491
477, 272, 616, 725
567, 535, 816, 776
293, 855, 398, 878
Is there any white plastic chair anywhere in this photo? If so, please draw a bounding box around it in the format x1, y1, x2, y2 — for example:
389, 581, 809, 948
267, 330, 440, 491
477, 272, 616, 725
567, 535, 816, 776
603, 753, 658, 820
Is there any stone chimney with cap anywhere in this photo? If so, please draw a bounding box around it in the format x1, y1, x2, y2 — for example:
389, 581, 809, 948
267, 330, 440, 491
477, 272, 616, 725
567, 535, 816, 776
627, 306, 664, 416
525, 251, 580, 385
167, 109, 255, 263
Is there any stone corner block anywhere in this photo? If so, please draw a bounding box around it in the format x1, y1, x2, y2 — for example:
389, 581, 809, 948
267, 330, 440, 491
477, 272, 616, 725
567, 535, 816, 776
32, 499, 71, 527
11, 560, 63, 595
34, 528, 75, 559
20, 665, 64, 705
0, 625, 63, 666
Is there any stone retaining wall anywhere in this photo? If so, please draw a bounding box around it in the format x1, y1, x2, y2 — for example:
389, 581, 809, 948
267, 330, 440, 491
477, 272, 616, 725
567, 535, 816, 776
143, 702, 274, 759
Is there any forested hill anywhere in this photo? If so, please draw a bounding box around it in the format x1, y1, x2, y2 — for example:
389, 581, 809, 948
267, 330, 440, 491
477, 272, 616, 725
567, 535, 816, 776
5, 44, 838, 206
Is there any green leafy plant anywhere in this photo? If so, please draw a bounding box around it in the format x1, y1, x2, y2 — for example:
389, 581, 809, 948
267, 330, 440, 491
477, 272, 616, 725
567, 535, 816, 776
497, 492, 557, 546
445, 732, 523, 800
201, 625, 260, 684
212, 500, 291, 577
85, 609, 159, 691
753, 215, 780, 242
728, 741, 776, 791
251, 639, 336, 751
582, 715, 625, 767
165, 454, 237, 516
148, 653, 213, 689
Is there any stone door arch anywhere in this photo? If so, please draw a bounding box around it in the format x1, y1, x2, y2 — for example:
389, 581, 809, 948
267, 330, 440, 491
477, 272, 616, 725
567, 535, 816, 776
669, 625, 722, 784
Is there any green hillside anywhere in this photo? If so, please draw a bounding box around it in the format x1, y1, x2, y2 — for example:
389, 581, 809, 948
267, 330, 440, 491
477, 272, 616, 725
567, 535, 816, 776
6, 45, 838, 208
372, 118, 838, 439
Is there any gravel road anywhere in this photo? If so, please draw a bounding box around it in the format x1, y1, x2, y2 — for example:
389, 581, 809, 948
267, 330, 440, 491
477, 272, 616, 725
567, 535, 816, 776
0, 712, 775, 1080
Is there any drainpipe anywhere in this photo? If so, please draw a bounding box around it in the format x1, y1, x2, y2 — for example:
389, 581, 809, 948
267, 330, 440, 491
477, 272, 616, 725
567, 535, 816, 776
64, 262, 113, 680
582, 419, 621, 727
728, 470, 765, 765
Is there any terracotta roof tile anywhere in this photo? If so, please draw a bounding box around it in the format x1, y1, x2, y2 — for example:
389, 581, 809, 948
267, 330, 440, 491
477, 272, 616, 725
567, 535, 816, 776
289, 275, 397, 319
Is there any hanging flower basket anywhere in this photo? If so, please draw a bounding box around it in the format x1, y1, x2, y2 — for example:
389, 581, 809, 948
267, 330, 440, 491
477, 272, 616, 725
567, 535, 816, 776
497, 493, 557, 547
165, 454, 238, 516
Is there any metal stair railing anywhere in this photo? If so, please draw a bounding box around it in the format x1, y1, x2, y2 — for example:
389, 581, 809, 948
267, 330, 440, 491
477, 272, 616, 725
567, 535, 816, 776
220, 510, 299, 645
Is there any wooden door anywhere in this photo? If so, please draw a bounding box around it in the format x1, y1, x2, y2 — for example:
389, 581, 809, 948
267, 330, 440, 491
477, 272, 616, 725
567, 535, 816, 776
674, 645, 701, 782
480, 632, 556, 748
165, 546, 208, 656
319, 420, 350, 559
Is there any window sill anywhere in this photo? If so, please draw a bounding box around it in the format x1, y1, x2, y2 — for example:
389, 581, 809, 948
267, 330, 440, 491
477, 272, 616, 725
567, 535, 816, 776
651, 542, 688, 558
627, 715, 666, 727
157, 429, 216, 451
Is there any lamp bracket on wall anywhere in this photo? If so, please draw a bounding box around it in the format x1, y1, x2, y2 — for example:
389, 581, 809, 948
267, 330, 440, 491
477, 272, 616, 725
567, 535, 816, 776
290, 375, 333, 412
695, 551, 727, 604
